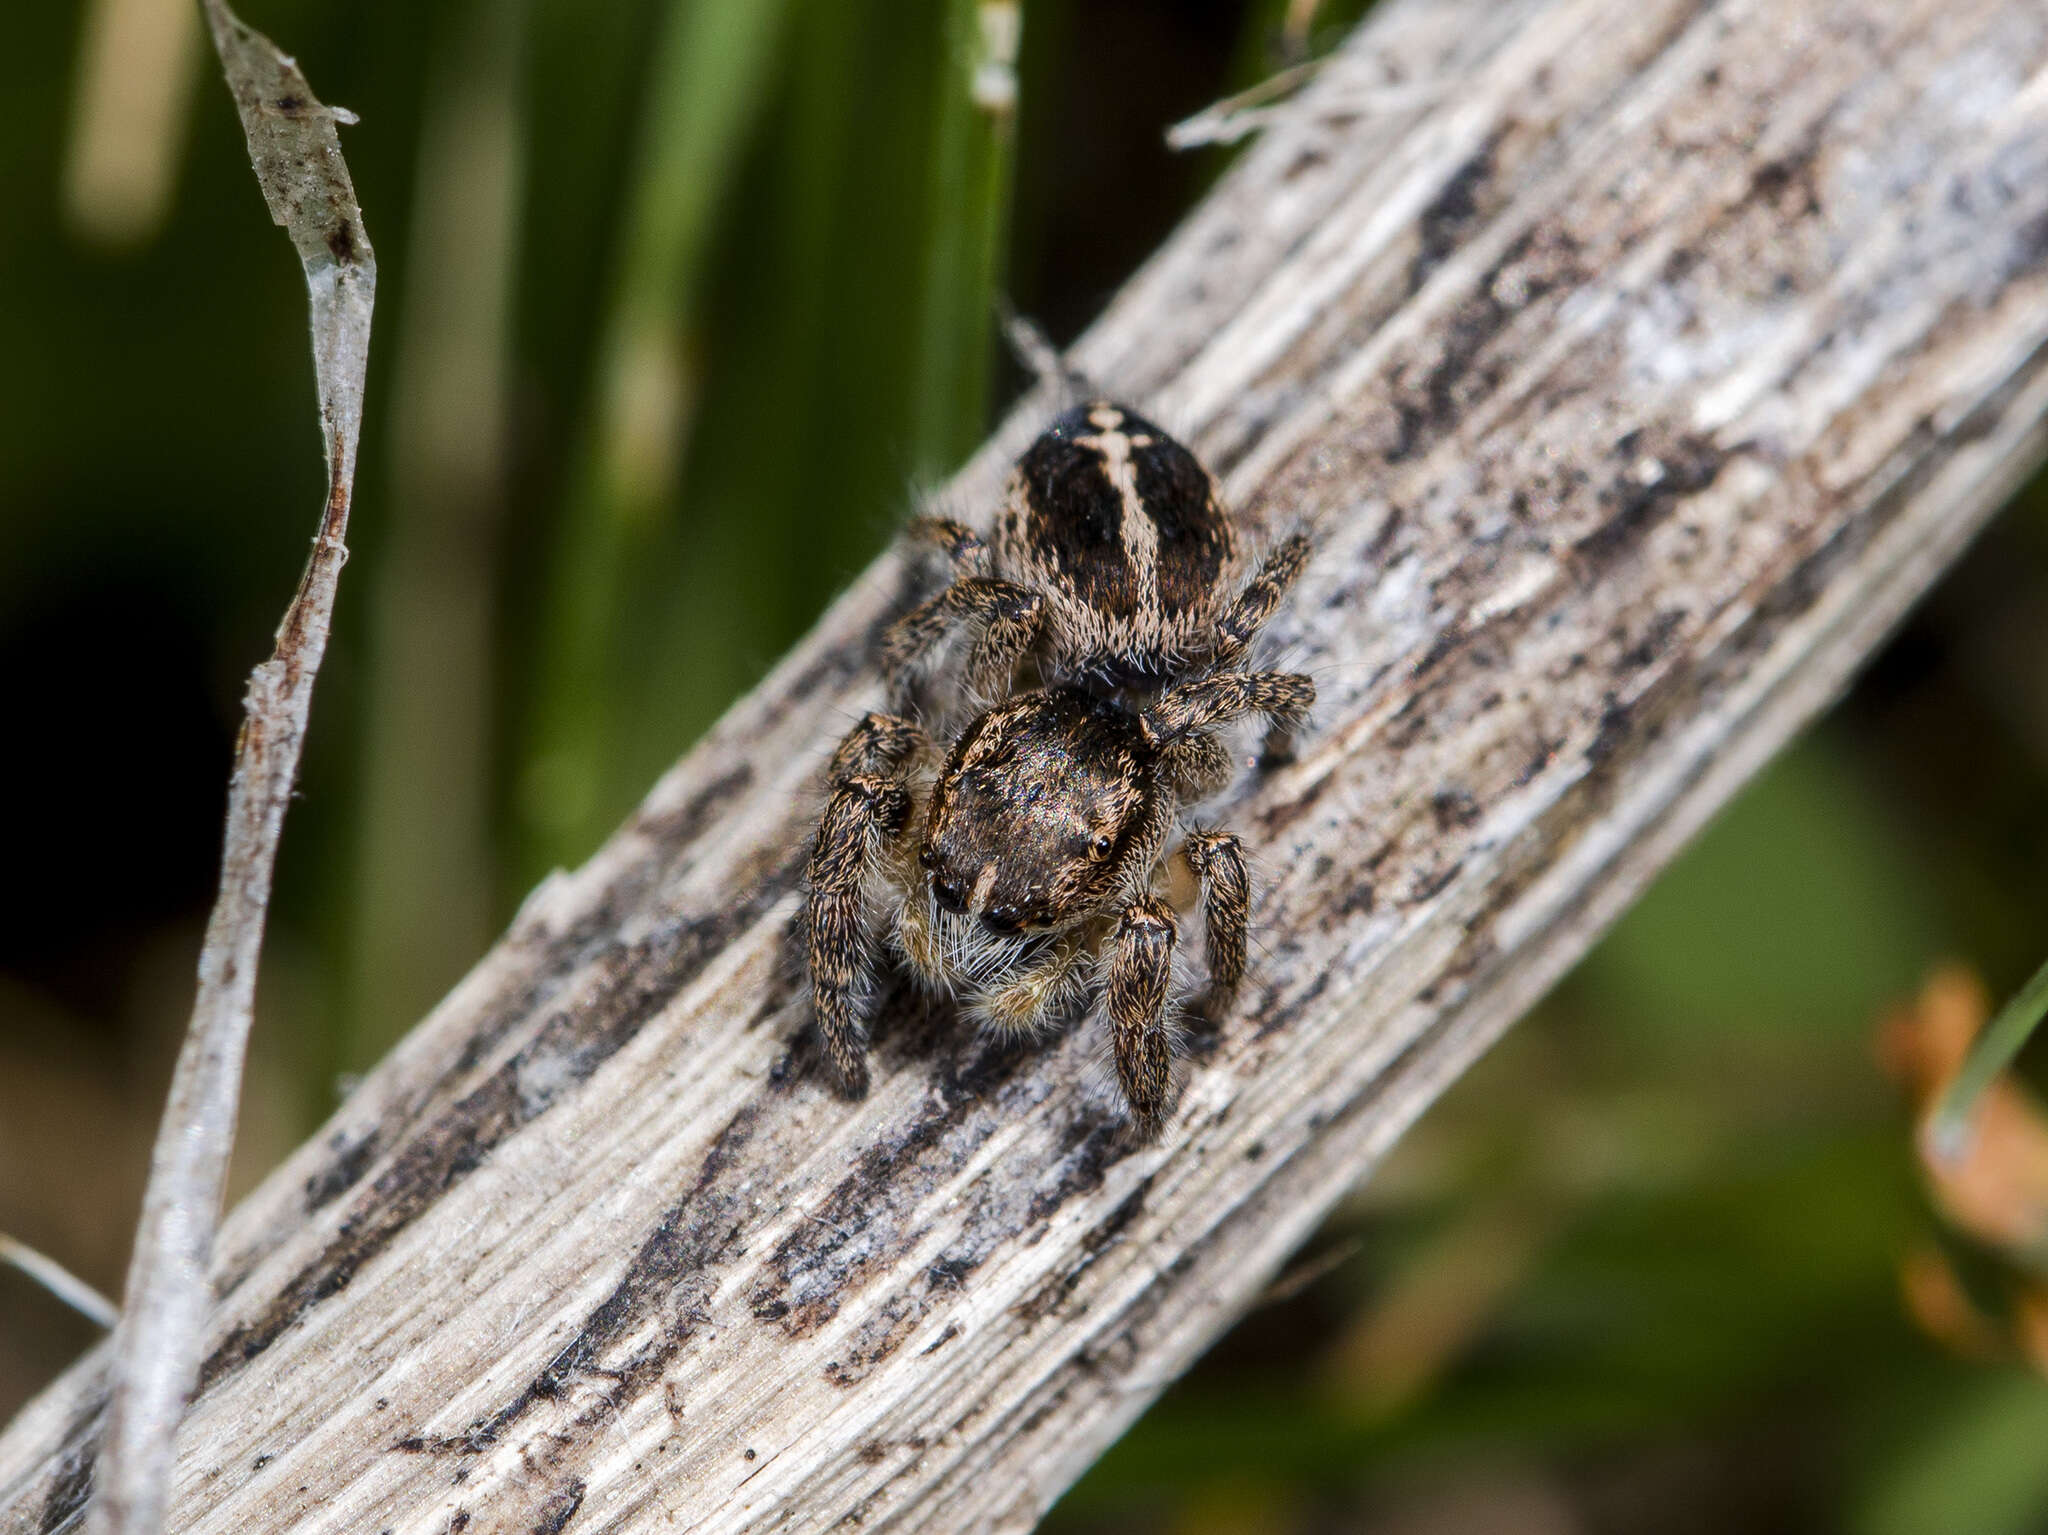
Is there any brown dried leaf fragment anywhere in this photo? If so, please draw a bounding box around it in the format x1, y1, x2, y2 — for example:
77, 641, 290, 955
200, 0, 375, 512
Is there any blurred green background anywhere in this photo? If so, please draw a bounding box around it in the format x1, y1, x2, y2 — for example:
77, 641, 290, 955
4, 0, 2048, 1530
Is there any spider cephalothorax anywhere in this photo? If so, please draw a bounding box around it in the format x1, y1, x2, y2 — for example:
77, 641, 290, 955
881, 400, 1310, 716
806, 403, 1316, 1132
920, 687, 1167, 934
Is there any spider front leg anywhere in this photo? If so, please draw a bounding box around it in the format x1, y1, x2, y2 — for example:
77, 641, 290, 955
1142, 669, 1315, 769
879, 578, 1045, 711
1181, 830, 1249, 1013
807, 712, 927, 1095
1108, 896, 1179, 1135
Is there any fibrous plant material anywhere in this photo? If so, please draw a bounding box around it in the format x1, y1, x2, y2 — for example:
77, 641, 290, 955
82, 6, 374, 1534
0, 1238, 117, 1334
7, 0, 2048, 1531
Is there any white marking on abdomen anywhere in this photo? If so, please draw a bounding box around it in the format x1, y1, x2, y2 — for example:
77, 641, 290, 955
1076, 420, 1160, 596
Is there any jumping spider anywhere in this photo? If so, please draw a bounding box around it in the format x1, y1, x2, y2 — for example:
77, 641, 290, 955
806, 402, 1314, 1135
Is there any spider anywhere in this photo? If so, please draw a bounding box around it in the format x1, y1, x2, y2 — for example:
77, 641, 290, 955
805, 404, 1314, 1134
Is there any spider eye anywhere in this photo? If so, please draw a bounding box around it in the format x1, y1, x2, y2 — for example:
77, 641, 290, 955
917, 846, 936, 869
1090, 834, 1114, 859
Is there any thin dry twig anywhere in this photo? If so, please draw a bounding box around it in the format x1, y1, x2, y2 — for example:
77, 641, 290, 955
1164, 58, 1448, 151
0, 1236, 118, 1333
85, 6, 375, 1533
1164, 57, 1331, 150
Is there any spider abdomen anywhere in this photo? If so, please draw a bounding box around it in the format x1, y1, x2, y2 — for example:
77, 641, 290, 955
996, 401, 1243, 678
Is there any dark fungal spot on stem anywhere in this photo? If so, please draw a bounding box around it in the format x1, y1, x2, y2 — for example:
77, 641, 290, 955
197, 857, 801, 1398
302, 1125, 380, 1215
534, 1480, 585, 1534
1409, 134, 1501, 294
1575, 430, 1727, 571
1013, 1177, 1153, 1323
1384, 225, 1587, 466
395, 1104, 761, 1456
280, 768, 773, 1249
628, 760, 754, 845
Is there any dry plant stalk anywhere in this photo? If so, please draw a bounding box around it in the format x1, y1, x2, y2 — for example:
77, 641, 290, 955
6, 0, 2048, 1530
0, 1241, 117, 1335
83, 6, 375, 1534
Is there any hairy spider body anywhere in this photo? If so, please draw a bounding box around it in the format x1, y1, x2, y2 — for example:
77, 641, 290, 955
805, 683, 1290, 1132
881, 401, 1311, 710
807, 401, 1314, 1134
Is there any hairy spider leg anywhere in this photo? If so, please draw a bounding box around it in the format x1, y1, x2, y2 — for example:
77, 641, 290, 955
904, 515, 994, 579
1161, 733, 1234, 802
878, 515, 998, 708
1181, 829, 1250, 1008
827, 709, 929, 780
1108, 896, 1179, 1135
1213, 533, 1312, 667
807, 712, 930, 1096
1206, 533, 1315, 760
962, 586, 1047, 705
878, 578, 1045, 712
1141, 670, 1315, 754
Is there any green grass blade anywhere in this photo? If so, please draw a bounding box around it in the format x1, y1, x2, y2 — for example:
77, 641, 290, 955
1928, 951, 2048, 1160
344, 0, 525, 1082
518, 0, 795, 878
908, 0, 1022, 480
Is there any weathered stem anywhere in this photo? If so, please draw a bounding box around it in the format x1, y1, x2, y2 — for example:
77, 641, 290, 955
80, 7, 375, 1535
9, 0, 2048, 1530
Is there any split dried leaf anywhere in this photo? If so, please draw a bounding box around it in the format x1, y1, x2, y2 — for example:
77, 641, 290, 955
87, 7, 375, 1534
